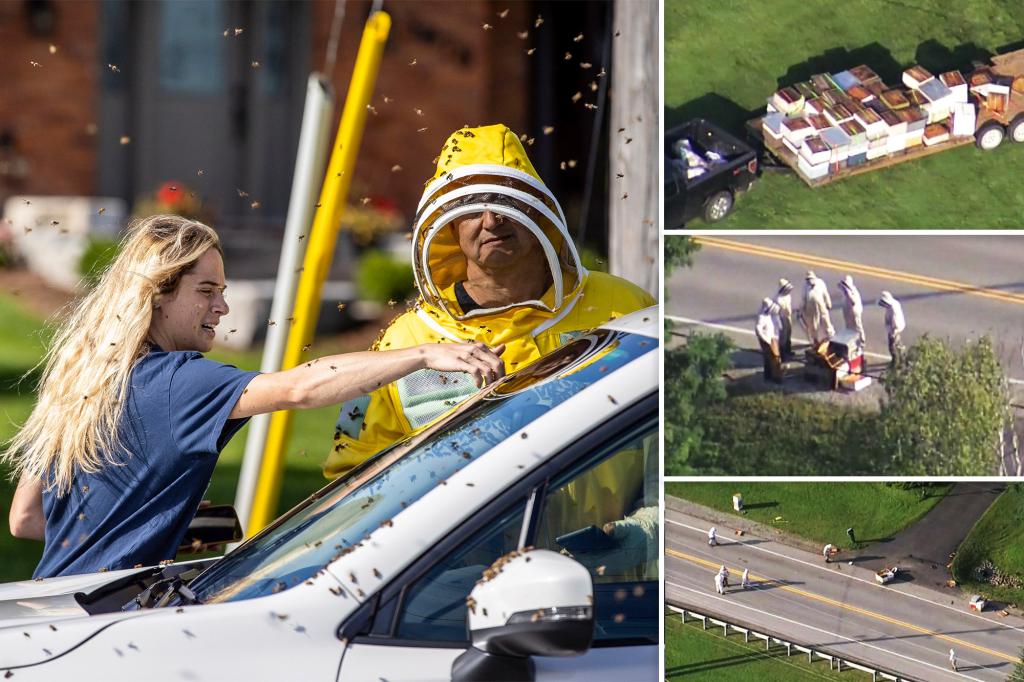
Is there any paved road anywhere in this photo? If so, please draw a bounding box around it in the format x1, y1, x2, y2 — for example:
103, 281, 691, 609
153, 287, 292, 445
666, 234, 1024, 384
849, 483, 1006, 591
665, 506, 1024, 682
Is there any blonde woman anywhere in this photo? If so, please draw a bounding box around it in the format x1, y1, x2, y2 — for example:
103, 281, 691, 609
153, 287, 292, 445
5, 215, 504, 577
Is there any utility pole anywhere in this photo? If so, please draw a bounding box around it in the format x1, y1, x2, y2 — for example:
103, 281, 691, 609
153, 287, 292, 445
608, 0, 658, 297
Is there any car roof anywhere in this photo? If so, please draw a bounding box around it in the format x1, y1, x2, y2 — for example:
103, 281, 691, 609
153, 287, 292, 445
598, 304, 657, 338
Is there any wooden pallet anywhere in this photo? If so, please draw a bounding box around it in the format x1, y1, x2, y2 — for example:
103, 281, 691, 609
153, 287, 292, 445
747, 116, 975, 187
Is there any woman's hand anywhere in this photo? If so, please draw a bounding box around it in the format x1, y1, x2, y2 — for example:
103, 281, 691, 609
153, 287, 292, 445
419, 342, 506, 388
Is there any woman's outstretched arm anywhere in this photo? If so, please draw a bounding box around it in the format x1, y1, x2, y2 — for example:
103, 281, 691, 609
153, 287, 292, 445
229, 342, 504, 419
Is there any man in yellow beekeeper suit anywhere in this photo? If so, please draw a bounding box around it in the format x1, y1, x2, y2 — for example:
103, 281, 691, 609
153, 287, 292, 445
324, 123, 655, 479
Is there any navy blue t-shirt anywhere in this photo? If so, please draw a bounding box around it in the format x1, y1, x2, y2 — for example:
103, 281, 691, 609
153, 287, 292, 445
34, 349, 259, 578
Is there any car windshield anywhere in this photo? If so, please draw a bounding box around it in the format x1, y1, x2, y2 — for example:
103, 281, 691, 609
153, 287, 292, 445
186, 328, 654, 605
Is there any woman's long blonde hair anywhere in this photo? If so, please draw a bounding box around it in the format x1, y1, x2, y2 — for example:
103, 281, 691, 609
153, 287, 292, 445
3, 215, 222, 495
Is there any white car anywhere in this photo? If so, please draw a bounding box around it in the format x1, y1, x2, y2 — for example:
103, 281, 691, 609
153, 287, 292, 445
875, 566, 900, 585
0, 308, 659, 681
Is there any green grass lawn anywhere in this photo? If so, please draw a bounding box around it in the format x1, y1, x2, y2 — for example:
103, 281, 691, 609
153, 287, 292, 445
951, 483, 1024, 606
0, 294, 357, 582
665, 482, 951, 550
664, 612, 867, 681
664, 0, 1024, 228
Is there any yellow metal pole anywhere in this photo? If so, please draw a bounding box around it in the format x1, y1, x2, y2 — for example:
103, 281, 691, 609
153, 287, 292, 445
247, 11, 392, 534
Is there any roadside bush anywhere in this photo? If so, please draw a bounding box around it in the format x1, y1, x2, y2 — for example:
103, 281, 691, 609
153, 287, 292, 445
80, 237, 121, 287
577, 246, 608, 273
880, 335, 1009, 475
663, 332, 732, 475
356, 249, 415, 305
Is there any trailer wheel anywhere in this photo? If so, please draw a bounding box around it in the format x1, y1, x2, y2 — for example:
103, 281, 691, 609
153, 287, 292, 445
976, 122, 1005, 151
704, 191, 734, 222
1009, 115, 1024, 143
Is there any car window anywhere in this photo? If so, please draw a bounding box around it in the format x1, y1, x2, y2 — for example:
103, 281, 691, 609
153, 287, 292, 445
185, 329, 654, 605
393, 502, 527, 642
533, 418, 658, 642
388, 417, 657, 645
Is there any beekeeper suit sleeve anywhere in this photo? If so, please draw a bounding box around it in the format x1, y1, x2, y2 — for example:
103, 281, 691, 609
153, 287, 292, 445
323, 318, 419, 479
822, 282, 833, 309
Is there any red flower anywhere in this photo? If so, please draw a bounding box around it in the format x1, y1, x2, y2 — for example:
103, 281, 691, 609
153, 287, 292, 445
156, 181, 184, 207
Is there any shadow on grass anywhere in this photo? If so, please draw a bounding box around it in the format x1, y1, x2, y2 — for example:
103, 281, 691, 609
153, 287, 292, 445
742, 501, 778, 511
666, 648, 796, 678
664, 93, 762, 139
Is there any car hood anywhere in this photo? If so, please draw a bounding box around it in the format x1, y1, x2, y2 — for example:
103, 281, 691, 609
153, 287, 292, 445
0, 568, 148, 667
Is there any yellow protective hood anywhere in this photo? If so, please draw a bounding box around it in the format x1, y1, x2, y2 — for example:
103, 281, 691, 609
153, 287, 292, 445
411, 124, 586, 321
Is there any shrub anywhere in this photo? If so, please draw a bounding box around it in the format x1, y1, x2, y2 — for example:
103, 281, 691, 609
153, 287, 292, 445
879, 335, 1009, 475
80, 237, 121, 287
356, 249, 415, 305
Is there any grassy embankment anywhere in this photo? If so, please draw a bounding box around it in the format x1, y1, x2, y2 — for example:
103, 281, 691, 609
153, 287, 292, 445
951, 483, 1024, 606
665, 612, 870, 681
666, 481, 951, 550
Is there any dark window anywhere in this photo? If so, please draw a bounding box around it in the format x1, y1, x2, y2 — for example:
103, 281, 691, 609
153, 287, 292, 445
393, 502, 527, 642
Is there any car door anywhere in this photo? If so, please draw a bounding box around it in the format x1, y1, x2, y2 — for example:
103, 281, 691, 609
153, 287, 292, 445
336, 405, 658, 681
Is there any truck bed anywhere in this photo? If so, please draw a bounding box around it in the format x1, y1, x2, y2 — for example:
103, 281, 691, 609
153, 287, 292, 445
666, 119, 755, 185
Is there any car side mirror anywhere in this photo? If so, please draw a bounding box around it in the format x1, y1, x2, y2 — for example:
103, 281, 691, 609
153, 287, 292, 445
451, 549, 594, 682
176, 505, 243, 555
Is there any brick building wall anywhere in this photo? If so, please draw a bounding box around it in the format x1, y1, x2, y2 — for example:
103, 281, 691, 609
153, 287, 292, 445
311, 0, 530, 216
0, 1, 535, 221
0, 1, 100, 202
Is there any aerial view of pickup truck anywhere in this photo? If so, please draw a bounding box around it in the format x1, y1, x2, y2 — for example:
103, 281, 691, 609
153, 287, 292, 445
664, 119, 759, 227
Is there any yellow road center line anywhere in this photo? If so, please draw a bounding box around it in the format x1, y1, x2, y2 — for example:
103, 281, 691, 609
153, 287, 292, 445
694, 236, 1024, 307
666, 547, 1020, 664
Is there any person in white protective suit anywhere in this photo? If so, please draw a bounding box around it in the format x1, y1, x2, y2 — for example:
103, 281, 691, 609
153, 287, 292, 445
775, 278, 794, 359
878, 291, 906, 366
708, 526, 718, 546
718, 564, 730, 588
801, 270, 835, 348
741, 567, 751, 589
714, 571, 725, 595
838, 275, 865, 348
755, 297, 783, 383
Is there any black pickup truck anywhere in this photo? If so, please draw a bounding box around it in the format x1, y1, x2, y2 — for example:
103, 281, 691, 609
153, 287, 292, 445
664, 119, 759, 226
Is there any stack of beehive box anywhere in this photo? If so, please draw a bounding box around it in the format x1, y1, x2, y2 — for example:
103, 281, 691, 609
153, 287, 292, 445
764, 63, 974, 180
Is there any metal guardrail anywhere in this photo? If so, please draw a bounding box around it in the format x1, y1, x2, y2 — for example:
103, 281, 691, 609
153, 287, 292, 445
666, 603, 922, 682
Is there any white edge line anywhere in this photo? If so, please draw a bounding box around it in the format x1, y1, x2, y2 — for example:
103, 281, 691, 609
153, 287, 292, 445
666, 517, 1024, 636
666, 314, 1024, 386
666, 581, 984, 681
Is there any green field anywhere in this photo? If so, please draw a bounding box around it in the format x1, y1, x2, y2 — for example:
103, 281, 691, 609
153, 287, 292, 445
0, 294, 350, 582
665, 482, 951, 550
665, 612, 866, 681
665, 0, 1024, 228
951, 483, 1024, 605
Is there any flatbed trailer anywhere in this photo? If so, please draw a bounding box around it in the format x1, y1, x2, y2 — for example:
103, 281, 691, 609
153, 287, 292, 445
747, 48, 1024, 188
746, 117, 974, 187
